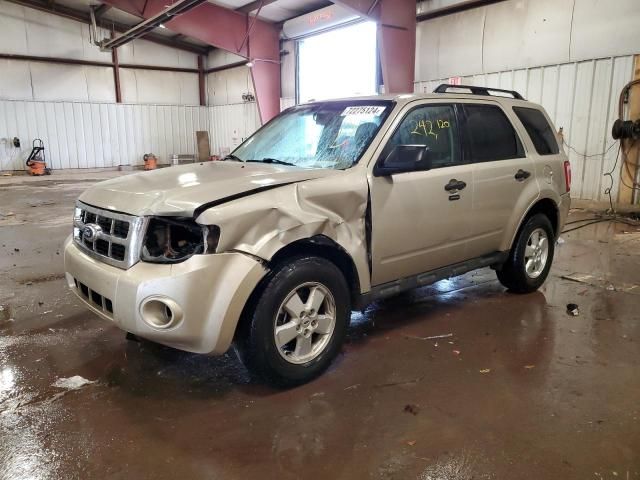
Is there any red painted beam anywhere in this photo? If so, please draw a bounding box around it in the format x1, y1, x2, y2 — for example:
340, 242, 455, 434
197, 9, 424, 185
332, 0, 416, 94
100, 0, 281, 122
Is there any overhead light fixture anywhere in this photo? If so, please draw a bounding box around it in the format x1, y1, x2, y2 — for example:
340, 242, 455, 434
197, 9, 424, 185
159, 24, 167, 28
246, 61, 254, 68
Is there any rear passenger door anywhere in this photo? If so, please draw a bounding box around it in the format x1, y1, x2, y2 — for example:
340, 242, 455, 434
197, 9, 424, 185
462, 102, 538, 258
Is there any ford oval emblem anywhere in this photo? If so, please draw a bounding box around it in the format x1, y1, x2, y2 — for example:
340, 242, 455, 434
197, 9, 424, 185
82, 224, 101, 241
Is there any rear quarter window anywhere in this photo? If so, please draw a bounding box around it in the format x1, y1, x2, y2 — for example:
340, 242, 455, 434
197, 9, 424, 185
463, 104, 524, 162
513, 106, 559, 155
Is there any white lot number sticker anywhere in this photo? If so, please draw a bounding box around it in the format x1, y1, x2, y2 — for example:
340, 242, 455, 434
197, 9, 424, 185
342, 106, 386, 116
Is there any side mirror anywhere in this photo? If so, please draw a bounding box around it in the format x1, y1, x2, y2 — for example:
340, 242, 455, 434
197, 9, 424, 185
373, 145, 431, 177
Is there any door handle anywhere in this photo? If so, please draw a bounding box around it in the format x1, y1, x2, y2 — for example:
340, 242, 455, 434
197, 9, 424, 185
515, 169, 531, 181
444, 179, 467, 192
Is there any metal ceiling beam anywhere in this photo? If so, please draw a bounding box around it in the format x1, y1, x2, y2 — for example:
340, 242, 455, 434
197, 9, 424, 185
5, 0, 208, 55
99, 0, 207, 50
330, 0, 416, 94
236, 0, 278, 14
416, 0, 506, 21
93, 3, 112, 19
100, 0, 282, 122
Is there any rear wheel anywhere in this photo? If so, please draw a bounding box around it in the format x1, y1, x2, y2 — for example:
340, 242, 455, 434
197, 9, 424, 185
237, 255, 350, 387
497, 213, 555, 293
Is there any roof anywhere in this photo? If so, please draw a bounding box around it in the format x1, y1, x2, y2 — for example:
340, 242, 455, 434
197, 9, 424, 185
300, 91, 538, 108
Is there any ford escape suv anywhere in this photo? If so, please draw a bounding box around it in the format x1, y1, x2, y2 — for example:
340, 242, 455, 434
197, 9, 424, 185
65, 85, 571, 386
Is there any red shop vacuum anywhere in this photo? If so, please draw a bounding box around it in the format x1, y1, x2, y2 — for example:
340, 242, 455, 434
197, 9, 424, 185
25, 139, 51, 176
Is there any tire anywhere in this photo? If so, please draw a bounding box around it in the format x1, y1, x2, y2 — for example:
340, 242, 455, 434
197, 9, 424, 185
497, 213, 555, 293
237, 255, 351, 387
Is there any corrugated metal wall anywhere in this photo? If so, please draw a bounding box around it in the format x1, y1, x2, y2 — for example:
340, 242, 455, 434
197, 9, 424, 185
0, 100, 260, 171
415, 56, 635, 202
208, 103, 262, 156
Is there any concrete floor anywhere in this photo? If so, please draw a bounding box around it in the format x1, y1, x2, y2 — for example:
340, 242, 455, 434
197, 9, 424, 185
1, 173, 639, 480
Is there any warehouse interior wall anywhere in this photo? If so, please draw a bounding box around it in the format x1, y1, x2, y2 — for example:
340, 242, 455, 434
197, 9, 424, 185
415, 0, 640, 202
0, 2, 260, 170
206, 56, 261, 157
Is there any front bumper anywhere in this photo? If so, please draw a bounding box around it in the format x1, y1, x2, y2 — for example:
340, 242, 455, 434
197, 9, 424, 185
64, 236, 267, 354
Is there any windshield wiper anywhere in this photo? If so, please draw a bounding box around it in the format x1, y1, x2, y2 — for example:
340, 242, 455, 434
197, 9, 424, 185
247, 158, 297, 167
222, 154, 243, 162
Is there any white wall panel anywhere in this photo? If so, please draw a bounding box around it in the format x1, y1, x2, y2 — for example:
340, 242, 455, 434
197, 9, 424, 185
0, 98, 260, 171
571, 0, 640, 62
206, 67, 254, 106
432, 9, 484, 79
0, 60, 32, 100
209, 102, 261, 156
29, 63, 89, 102
0, 100, 213, 171
85, 67, 117, 103
0, 3, 200, 103
118, 39, 198, 69
414, 56, 634, 202
280, 97, 296, 111
0, 3, 111, 62
416, 0, 640, 81
0, 58, 198, 106
119, 70, 199, 105
0, 2, 28, 54
483, 0, 572, 74
280, 40, 296, 100
207, 49, 246, 69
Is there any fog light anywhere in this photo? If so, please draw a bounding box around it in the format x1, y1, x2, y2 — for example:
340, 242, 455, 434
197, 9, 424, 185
140, 297, 183, 329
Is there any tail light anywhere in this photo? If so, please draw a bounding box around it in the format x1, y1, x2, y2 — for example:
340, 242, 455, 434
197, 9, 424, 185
563, 160, 571, 192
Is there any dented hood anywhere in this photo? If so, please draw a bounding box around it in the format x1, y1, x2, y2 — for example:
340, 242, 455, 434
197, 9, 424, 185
79, 162, 339, 216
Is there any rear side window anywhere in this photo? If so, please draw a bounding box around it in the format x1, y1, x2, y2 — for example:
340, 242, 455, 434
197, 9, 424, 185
463, 104, 524, 162
513, 106, 559, 155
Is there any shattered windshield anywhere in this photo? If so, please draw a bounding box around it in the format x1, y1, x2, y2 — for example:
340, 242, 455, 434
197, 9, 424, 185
231, 101, 392, 170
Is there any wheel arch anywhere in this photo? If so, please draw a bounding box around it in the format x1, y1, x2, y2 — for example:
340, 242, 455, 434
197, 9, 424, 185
233, 235, 362, 345
507, 197, 560, 250
269, 235, 362, 305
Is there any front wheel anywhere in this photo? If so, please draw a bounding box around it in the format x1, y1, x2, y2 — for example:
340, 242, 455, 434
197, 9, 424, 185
237, 255, 350, 387
497, 213, 555, 293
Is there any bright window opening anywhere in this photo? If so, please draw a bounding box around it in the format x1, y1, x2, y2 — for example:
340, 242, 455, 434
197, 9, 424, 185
297, 21, 378, 103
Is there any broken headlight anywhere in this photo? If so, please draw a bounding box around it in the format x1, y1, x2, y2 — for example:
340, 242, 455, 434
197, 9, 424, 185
140, 217, 220, 264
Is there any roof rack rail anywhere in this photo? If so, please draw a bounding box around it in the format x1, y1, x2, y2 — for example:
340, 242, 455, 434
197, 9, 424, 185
434, 84, 525, 100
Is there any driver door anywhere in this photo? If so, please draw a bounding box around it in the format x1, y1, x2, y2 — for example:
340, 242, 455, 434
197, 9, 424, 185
368, 103, 474, 286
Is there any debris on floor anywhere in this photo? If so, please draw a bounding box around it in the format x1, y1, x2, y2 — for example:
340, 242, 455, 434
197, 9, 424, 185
479, 369, 491, 374
566, 303, 579, 316
404, 404, 420, 415
405, 333, 453, 341
561, 273, 640, 295
52, 375, 96, 390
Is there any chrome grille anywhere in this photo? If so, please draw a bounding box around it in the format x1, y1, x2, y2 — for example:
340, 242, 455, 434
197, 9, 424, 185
73, 201, 146, 269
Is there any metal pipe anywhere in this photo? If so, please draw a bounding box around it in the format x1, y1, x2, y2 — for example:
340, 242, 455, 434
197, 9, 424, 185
4, 0, 209, 55
99, 0, 207, 51
238, 0, 265, 55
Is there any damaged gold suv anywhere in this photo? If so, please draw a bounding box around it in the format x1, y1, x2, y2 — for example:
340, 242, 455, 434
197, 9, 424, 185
65, 85, 571, 385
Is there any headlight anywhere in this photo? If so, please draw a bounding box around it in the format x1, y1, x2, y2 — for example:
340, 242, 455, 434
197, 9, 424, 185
140, 217, 220, 263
